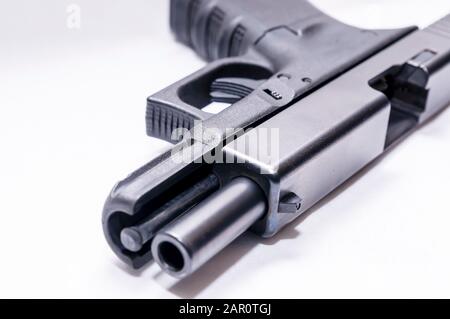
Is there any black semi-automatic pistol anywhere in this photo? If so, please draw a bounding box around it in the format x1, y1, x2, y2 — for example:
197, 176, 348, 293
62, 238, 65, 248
103, 0, 450, 278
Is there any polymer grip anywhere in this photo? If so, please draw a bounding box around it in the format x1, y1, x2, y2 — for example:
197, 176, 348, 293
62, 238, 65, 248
147, 0, 414, 143
170, 0, 324, 60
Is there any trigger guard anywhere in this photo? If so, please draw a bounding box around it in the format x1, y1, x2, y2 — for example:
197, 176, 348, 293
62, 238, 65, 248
146, 56, 273, 143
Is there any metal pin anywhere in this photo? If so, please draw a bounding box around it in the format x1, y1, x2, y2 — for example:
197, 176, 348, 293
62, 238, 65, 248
120, 174, 220, 252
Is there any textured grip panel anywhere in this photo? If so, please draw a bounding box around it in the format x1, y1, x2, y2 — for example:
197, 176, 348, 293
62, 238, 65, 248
146, 100, 197, 142
205, 7, 226, 60
169, 0, 328, 61
228, 24, 247, 57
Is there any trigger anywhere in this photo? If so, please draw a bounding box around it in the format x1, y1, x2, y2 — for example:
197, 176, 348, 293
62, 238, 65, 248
210, 77, 264, 103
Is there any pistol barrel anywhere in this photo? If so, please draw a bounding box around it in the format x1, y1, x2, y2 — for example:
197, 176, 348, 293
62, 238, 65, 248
151, 177, 267, 278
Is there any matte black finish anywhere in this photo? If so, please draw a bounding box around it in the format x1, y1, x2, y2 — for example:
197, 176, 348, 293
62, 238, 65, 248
120, 174, 219, 252
102, 0, 450, 277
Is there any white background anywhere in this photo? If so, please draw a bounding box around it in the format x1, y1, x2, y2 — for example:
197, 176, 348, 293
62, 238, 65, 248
1, 0, 450, 298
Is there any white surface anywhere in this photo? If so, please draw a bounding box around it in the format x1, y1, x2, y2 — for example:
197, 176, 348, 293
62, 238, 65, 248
1, 0, 450, 298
